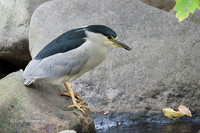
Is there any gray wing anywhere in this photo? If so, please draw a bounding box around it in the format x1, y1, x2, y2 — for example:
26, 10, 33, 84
23, 46, 90, 81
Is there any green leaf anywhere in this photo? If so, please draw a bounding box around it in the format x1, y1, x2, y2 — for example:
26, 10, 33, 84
174, 0, 200, 22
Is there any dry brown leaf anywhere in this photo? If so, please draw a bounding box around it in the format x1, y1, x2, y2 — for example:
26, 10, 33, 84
104, 111, 109, 115
162, 108, 185, 119
178, 105, 192, 117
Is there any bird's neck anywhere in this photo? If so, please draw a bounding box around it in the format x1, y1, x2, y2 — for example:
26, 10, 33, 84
83, 40, 109, 71
92, 42, 109, 59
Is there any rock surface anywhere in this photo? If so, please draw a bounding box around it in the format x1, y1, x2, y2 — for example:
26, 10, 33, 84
93, 111, 200, 130
170, 9, 200, 25
0, 71, 95, 133
187, 9, 200, 25
140, 0, 175, 11
0, 0, 49, 68
59, 130, 77, 133
29, 0, 200, 115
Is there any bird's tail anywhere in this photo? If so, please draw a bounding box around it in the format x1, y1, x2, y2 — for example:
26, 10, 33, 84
24, 79, 35, 86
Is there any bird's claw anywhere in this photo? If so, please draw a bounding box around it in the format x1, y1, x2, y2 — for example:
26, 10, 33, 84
60, 92, 84, 103
60, 92, 79, 97
74, 92, 80, 96
67, 102, 93, 115
62, 82, 92, 115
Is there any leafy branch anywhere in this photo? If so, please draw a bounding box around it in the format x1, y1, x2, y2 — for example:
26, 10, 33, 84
174, 0, 200, 22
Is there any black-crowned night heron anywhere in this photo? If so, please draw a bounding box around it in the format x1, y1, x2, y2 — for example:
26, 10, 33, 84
23, 25, 131, 114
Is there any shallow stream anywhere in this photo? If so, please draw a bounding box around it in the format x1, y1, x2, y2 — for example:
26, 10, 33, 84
93, 112, 200, 133
97, 122, 200, 133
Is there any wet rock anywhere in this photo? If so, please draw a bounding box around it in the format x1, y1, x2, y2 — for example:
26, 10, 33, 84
0, 0, 50, 69
93, 112, 200, 130
29, 0, 200, 115
0, 71, 95, 133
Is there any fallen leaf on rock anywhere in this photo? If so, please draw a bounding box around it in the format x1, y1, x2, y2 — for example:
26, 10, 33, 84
162, 105, 192, 119
178, 105, 192, 117
104, 111, 109, 115
162, 108, 185, 119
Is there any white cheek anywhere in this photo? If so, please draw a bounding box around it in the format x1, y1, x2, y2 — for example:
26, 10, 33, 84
105, 40, 113, 46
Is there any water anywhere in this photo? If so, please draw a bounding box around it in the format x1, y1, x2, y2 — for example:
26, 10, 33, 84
97, 123, 200, 133
94, 112, 200, 133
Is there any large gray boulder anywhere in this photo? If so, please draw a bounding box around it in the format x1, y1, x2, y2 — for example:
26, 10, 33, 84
187, 9, 200, 25
0, 71, 95, 133
0, 0, 49, 68
29, 0, 200, 114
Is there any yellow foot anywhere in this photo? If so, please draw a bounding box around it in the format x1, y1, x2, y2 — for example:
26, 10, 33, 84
60, 92, 85, 103
67, 102, 93, 115
60, 91, 79, 97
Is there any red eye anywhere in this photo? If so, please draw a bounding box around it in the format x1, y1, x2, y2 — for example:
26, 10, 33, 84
108, 36, 112, 39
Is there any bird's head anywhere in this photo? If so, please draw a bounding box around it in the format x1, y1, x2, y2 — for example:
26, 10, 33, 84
85, 25, 131, 51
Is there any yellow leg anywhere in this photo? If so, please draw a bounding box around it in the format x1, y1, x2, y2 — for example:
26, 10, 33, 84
66, 82, 93, 115
60, 83, 84, 102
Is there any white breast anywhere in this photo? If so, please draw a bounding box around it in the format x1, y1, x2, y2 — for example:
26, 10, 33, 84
51, 35, 109, 84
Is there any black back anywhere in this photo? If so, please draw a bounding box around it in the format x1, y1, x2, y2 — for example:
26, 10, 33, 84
34, 25, 117, 60
34, 28, 86, 60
